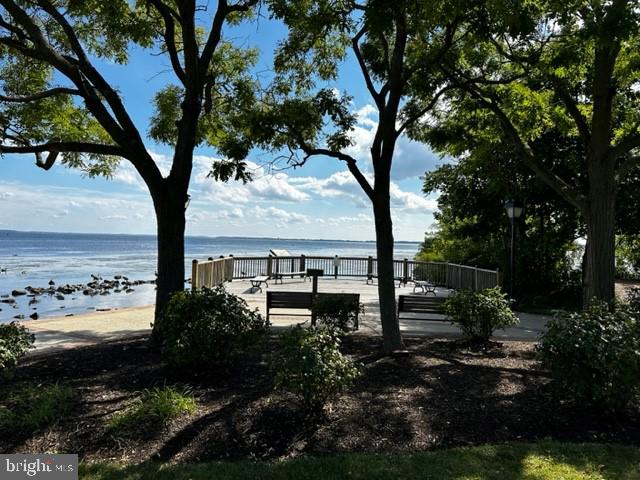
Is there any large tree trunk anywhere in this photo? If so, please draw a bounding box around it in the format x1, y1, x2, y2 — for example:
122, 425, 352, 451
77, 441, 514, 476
152, 180, 188, 333
372, 192, 404, 354
582, 165, 616, 306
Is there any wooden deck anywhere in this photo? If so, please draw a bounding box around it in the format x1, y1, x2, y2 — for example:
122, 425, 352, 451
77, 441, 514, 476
224, 276, 546, 340
225, 276, 452, 332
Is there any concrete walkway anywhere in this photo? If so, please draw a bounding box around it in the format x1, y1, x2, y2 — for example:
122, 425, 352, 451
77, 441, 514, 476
24, 278, 552, 355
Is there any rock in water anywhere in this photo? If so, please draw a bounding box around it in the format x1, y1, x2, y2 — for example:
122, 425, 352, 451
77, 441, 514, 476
48, 280, 55, 286
29, 312, 38, 320
13, 314, 24, 320
55, 294, 65, 301
11, 289, 26, 296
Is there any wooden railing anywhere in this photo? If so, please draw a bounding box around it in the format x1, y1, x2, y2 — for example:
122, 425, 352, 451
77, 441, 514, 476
191, 257, 234, 291
192, 254, 501, 291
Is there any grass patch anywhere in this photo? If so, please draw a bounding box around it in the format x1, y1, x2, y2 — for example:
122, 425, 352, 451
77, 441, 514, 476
108, 386, 196, 433
79, 442, 640, 480
0, 383, 75, 431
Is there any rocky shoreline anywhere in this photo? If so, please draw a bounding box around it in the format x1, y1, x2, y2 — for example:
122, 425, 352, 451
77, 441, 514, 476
0, 275, 157, 321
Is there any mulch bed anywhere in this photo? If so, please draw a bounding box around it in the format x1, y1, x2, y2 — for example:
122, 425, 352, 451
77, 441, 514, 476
1, 335, 639, 463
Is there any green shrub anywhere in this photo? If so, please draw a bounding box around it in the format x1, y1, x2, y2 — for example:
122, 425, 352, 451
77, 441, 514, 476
444, 287, 518, 342
626, 287, 640, 314
154, 286, 269, 367
537, 300, 640, 411
0, 384, 75, 432
109, 386, 197, 433
0, 321, 35, 378
312, 295, 363, 332
274, 326, 361, 413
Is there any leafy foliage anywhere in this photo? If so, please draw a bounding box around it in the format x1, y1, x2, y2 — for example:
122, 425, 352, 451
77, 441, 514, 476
537, 301, 640, 411
274, 326, 360, 413
154, 286, 269, 368
0, 384, 75, 432
109, 386, 197, 433
312, 295, 363, 333
0, 321, 34, 378
444, 288, 518, 342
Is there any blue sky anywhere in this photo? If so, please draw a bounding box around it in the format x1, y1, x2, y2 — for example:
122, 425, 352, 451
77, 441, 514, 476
0, 10, 442, 241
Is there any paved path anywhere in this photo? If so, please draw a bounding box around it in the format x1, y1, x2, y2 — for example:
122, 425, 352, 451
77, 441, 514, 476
24, 278, 551, 355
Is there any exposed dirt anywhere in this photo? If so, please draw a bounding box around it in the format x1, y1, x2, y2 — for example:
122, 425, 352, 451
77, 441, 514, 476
1, 335, 638, 463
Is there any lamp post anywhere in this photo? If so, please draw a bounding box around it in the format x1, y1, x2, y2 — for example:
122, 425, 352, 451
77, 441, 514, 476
504, 200, 524, 298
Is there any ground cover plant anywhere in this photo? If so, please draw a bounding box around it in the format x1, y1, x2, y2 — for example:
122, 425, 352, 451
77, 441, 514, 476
0, 335, 638, 463
0, 383, 75, 432
108, 386, 197, 436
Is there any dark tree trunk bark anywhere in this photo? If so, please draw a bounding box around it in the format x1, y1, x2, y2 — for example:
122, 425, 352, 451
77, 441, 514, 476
582, 164, 616, 306
152, 180, 188, 336
373, 192, 404, 354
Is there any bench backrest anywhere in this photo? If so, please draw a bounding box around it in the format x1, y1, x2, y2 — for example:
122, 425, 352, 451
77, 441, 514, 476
267, 291, 313, 309
267, 292, 360, 310
398, 295, 446, 314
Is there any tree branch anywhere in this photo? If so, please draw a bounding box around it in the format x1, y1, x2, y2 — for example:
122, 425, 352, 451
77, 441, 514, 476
200, 0, 258, 79
0, 141, 125, 156
551, 77, 591, 146
461, 81, 588, 212
298, 142, 375, 200
146, 0, 186, 84
396, 84, 455, 136
0, 87, 80, 102
352, 26, 384, 110
610, 130, 640, 160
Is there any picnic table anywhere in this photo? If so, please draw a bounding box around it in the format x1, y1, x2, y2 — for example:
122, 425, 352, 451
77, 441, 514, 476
413, 280, 437, 295
250, 275, 270, 292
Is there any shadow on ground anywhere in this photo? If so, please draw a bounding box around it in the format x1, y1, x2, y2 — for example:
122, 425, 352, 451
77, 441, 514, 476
1, 335, 639, 463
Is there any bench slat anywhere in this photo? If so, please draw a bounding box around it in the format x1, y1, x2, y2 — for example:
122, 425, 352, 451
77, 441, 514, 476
398, 294, 447, 321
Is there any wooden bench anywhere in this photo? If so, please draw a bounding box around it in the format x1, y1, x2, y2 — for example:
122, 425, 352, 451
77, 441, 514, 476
266, 291, 360, 329
397, 294, 447, 321
272, 271, 308, 284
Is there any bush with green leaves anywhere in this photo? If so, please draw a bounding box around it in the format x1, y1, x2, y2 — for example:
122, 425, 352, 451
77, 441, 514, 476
274, 326, 361, 413
626, 287, 640, 315
0, 321, 35, 378
444, 287, 518, 342
312, 295, 363, 332
0, 384, 75, 432
537, 300, 640, 411
154, 286, 269, 367
109, 386, 197, 433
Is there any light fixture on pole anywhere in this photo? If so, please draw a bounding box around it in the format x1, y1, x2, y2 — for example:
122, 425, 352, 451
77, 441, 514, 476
504, 199, 524, 298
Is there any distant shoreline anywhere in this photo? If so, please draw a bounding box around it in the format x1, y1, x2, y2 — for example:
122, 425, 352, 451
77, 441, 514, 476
0, 229, 421, 244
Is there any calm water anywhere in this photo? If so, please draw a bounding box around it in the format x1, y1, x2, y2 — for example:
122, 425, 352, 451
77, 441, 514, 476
0, 230, 420, 322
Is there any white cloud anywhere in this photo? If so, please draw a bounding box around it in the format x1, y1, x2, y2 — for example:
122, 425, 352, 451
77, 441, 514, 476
101, 214, 128, 220
343, 103, 442, 181
254, 206, 310, 224
390, 184, 438, 212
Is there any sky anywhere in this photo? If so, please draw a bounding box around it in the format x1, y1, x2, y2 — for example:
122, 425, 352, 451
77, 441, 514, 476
0, 8, 444, 242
